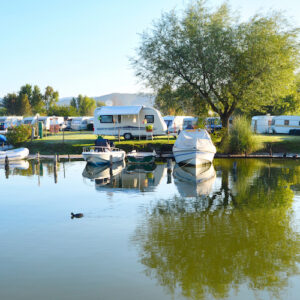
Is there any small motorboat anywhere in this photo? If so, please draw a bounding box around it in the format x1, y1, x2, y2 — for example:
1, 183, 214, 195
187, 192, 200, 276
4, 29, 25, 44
173, 129, 216, 165
127, 150, 156, 164
0, 147, 29, 161
82, 146, 125, 165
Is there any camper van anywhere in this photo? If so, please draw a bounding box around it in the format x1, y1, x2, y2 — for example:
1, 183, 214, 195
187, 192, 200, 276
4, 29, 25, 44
71, 117, 93, 131
94, 106, 167, 140
0, 116, 23, 132
163, 116, 196, 135
251, 115, 274, 134
271, 115, 300, 134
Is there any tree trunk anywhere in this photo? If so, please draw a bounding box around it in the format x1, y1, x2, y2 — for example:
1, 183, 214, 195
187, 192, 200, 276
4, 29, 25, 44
220, 114, 230, 131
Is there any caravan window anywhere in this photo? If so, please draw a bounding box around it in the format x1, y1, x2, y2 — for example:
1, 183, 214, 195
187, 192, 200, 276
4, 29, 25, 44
284, 120, 289, 126
100, 115, 113, 123
145, 115, 154, 123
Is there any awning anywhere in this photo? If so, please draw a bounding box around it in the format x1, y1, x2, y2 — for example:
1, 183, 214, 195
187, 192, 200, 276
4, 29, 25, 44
96, 106, 143, 116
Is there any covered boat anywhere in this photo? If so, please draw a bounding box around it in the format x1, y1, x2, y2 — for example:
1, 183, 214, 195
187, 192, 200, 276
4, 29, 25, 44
173, 129, 216, 165
0, 147, 29, 161
127, 150, 156, 164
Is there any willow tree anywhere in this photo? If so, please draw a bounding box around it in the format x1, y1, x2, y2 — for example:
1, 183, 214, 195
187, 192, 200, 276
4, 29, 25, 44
132, 1, 299, 128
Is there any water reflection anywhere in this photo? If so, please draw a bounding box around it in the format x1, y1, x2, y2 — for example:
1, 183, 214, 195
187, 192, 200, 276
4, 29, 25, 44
133, 159, 300, 299
173, 163, 216, 197
82, 162, 166, 193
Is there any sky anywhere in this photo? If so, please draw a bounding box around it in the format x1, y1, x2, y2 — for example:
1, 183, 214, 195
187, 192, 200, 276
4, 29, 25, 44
0, 0, 299, 98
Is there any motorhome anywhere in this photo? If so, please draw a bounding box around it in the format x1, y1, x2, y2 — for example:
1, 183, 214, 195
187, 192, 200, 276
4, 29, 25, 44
94, 106, 167, 140
71, 116, 93, 131
251, 115, 274, 134
271, 115, 300, 134
163, 116, 196, 135
0, 116, 23, 132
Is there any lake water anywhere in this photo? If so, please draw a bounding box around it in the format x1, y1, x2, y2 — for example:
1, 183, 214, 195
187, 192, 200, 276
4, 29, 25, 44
0, 159, 299, 300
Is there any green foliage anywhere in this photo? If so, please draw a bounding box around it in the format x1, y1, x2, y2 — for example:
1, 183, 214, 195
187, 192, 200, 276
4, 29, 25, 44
44, 86, 59, 111
96, 101, 105, 107
133, 1, 299, 127
48, 105, 78, 117
226, 116, 262, 154
18, 94, 32, 116
155, 83, 208, 116
0, 107, 7, 116
6, 124, 32, 145
71, 95, 96, 116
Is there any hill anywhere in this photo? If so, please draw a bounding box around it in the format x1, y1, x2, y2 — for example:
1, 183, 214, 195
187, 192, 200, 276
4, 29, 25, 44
58, 93, 155, 107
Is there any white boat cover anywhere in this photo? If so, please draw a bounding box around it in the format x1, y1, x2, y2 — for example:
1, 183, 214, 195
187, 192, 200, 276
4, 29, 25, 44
173, 129, 216, 153
96, 106, 143, 116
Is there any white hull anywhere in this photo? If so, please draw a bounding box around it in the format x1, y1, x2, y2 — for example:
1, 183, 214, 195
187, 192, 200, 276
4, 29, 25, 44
173, 150, 215, 165
82, 150, 125, 165
0, 148, 29, 161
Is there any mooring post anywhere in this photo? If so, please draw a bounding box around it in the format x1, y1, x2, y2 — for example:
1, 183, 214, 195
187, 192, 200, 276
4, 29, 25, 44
53, 154, 58, 183
109, 155, 113, 177
5, 155, 9, 170
68, 154, 70, 162
36, 152, 40, 163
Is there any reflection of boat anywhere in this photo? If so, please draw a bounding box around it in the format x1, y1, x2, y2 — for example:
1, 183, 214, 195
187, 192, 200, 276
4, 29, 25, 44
0, 160, 29, 170
173, 129, 216, 165
93, 163, 166, 193
0, 147, 29, 161
173, 163, 216, 197
82, 146, 125, 165
127, 150, 156, 164
82, 161, 125, 186
126, 163, 156, 173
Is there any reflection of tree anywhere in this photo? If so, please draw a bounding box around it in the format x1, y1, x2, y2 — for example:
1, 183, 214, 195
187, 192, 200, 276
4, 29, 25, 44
133, 160, 300, 299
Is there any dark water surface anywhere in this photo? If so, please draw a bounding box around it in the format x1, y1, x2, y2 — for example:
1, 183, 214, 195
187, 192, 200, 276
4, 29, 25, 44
0, 159, 299, 300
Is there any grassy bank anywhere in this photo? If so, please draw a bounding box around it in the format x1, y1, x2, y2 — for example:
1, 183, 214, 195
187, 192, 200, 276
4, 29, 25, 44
23, 131, 176, 155
22, 131, 300, 155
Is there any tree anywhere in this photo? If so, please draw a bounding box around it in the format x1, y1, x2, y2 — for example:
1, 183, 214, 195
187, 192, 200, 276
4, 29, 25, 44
44, 86, 59, 111
17, 94, 32, 116
31, 85, 45, 114
48, 105, 78, 117
133, 1, 299, 129
71, 95, 96, 115
155, 83, 209, 116
2, 93, 18, 115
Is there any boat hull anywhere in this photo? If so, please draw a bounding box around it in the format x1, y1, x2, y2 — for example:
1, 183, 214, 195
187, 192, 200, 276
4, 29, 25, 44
82, 151, 125, 165
0, 147, 29, 161
173, 150, 215, 165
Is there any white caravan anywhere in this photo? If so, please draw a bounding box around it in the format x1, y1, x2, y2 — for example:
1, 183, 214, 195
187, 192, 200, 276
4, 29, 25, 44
0, 116, 23, 132
251, 115, 274, 134
50, 116, 65, 130
94, 106, 167, 140
71, 116, 93, 131
22, 115, 39, 126
271, 115, 300, 134
163, 116, 195, 135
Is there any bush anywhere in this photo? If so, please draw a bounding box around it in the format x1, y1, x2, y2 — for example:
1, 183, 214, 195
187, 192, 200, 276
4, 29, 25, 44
6, 125, 32, 146
226, 116, 261, 154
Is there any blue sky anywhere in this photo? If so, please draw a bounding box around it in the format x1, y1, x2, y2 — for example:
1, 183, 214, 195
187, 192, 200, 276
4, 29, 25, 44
0, 0, 299, 98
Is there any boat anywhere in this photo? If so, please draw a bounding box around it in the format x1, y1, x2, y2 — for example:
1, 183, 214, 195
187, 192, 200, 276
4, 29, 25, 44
82, 146, 125, 165
173, 163, 216, 197
173, 129, 216, 165
0, 160, 29, 170
126, 150, 156, 164
0, 147, 29, 161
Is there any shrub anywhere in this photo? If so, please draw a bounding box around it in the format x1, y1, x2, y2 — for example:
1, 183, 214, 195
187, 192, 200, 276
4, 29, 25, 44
226, 116, 261, 154
6, 125, 32, 146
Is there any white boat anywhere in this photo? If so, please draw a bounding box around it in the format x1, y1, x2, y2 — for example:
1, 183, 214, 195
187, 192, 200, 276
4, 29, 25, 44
127, 150, 156, 164
0, 147, 29, 161
173, 129, 216, 165
82, 146, 125, 165
0, 160, 29, 170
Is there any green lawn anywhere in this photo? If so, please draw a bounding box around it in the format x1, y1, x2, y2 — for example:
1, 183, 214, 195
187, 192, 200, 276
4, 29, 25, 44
23, 131, 300, 155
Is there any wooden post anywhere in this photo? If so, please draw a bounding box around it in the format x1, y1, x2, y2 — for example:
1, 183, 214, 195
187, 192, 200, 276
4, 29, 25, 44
109, 155, 113, 177
68, 154, 70, 162
5, 156, 9, 179
36, 152, 40, 163
118, 128, 120, 142
63, 128, 65, 144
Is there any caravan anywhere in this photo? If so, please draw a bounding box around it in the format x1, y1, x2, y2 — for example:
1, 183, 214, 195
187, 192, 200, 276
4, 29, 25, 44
163, 116, 196, 135
71, 117, 93, 131
251, 115, 273, 134
0, 116, 23, 132
22, 115, 38, 126
94, 106, 167, 140
271, 115, 300, 134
